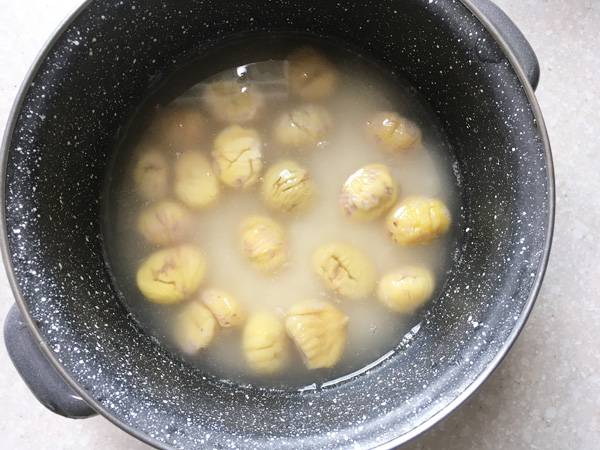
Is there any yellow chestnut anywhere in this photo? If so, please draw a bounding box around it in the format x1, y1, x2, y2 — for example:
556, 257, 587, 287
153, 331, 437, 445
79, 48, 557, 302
312, 242, 376, 300
377, 266, 435, 313
136, 200, 191, 246
150, 105, 207, 152
133, 148, 169, 201
261, 160, 315, 213
201, 288, 245, 328
213, 125, 263, 188
340, 164, 397, 221
288, 47, 338, 100
174, 301, 218, 354
136, 245, 206, 304
239, 215, 287, 275
273, 104, 332, 150
285, 300, 348, 369
386, 196, 451, 245
174, 151, 220, 209
203, 80, 264, 123
366, 111, 421, 153
243, 312, 288, 374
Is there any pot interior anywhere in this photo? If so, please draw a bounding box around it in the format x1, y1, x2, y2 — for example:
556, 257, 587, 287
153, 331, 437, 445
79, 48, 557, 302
4, 0, 550, 448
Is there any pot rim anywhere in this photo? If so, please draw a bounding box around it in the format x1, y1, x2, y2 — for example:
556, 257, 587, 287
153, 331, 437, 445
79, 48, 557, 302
0, 1, 554, 448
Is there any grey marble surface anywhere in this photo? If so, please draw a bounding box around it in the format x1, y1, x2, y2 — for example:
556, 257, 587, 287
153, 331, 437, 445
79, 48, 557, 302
0, 0, 598, 448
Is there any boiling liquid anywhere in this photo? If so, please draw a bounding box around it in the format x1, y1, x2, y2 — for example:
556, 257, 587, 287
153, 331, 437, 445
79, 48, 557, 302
103, 38, 458, 389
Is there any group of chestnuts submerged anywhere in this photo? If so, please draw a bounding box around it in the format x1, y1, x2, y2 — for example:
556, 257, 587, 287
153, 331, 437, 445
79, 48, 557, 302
130, 47, 452, 375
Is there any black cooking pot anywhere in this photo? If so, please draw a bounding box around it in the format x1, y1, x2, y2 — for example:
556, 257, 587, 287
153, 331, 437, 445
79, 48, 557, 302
2, 0, 553, 448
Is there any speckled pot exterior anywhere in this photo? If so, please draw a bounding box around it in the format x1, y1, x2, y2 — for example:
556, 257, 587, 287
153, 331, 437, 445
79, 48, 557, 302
1, 0, 553, 449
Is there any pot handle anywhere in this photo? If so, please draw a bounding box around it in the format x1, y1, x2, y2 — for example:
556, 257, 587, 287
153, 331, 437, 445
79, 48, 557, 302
471, 0, 540, 90
3, 304, 97, 419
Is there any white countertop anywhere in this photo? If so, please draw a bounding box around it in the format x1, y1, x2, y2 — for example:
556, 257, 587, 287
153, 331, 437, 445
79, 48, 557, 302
0, 0, 598, 448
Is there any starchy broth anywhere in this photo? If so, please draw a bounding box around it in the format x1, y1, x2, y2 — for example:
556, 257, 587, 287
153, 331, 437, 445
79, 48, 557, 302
103, 38, 457, 389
